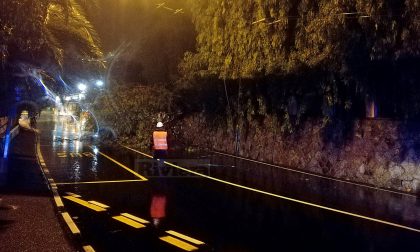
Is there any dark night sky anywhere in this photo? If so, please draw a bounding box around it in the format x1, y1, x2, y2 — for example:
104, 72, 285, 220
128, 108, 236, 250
89, 0, 195, 83
91, 0, 192, 51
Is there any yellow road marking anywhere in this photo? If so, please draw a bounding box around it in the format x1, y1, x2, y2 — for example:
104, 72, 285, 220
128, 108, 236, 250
58, 152, 95, 158
123, 146, 420, 233
66, 192, 82, 197
122, 145, 153, 158
160, 236, 198, 251
91, 147, 148, 181
121, 213, 150, 224
63, 196, 107, 212
166, 230, 205, 245
56, 179, 145, 185
54, 195, 64, 207
112, 215, 146, 229
213, 151, 416, 198
62, 212, 80, 234
88, 201, 110, 208
70, 153, 83, 158
36, 138, 64, 208
83, 245, 95, 252
82, 152, 95, 157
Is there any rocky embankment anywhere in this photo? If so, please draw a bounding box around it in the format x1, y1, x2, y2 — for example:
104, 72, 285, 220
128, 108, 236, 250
175, 115, 420, 193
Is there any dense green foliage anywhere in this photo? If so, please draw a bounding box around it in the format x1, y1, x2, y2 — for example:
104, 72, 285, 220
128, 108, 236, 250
2, 0, 413, 140
175, 0, 420, 129
46, 0, 104, 77
182, 0, 419, 79
93, 82, 174, 147
93, 0, 420, 144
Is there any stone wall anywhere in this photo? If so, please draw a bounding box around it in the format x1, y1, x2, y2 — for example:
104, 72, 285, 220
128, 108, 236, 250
174, 114, 420, 193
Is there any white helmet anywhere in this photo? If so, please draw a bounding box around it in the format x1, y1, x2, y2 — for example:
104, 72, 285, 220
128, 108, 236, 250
156, 122, 164, 128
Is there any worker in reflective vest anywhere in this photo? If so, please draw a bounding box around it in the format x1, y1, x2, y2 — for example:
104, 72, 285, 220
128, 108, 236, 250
152, 121, 168, 159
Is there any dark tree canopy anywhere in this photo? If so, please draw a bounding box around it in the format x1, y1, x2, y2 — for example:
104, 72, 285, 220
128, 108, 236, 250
0, 0, 103, 102
181, 0, 420, 80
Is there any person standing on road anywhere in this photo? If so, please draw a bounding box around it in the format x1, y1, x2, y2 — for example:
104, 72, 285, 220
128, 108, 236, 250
152, 121, 168, 159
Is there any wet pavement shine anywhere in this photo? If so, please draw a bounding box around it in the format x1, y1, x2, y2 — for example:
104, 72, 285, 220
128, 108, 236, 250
37, 111, 420, 251
0, 125, 74, 252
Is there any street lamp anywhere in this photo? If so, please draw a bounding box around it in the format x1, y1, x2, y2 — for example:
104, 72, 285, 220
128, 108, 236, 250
78, 83, 87, 92
95, 80, 104, 87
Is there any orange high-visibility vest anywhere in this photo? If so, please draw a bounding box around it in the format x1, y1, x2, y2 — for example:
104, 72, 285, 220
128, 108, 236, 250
153, 131, 168, 150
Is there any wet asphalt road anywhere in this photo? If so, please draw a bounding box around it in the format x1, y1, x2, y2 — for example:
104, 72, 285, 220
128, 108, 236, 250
38, 111, 420, 252
0, 128, 74, 252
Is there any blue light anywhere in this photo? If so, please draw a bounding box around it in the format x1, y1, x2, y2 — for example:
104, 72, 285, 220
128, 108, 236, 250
3, 133, 10, 158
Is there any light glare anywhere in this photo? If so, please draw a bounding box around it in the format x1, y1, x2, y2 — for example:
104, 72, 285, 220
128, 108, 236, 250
96, 80, 104, 87
78, 83, 87, 92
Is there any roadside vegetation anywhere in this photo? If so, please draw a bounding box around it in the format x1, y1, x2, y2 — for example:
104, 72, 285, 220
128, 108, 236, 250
3, 0, 420, 190
2, 1, 419, 149
92, 0, 420, 148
